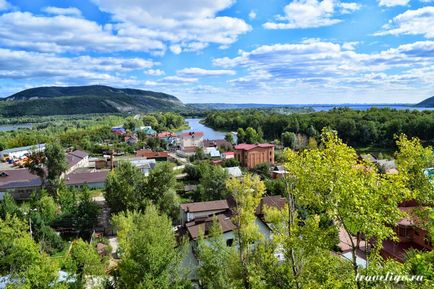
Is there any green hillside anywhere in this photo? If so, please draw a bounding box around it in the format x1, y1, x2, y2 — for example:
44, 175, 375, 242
0, 85, 185, 116
415, 96, 434, 107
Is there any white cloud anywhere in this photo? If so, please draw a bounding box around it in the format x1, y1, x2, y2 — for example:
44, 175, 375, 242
0, 48, 154, 86
376, 7, 434, 38
161, 76, 198, 83
43, 6, 82, 17
92, 0, 250, 52
0, 0, 10, 11
145, 69, 165, 76
378, 0, 410, 7
170, 45, 182, 55
177, 67, 236, 76
263, 0, 360, 29
0, 12, 165, 53
249, 10, 256, 20
212, 39, 434, 100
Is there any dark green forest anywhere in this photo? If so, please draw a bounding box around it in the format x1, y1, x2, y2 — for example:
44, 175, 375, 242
204, 108, 434, 147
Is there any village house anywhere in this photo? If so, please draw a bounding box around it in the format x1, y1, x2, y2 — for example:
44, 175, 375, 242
221, 151, 235, 160
203, 139, 233, 151
179, 195, 286, 280
224, 166, 243, 178
0, 169, 42, 200
65, 170, 108, 189
130, 158, 157, 176
65, 150, 90, 175
111, 126, 126, 135
272, 165, 287, 179
380, 202, 433, 262
135, 149, 169, 161
135, 126, 156, 136
204, 147, 220, 158
0, 144, 45, 162
234, 143, 274, 169
178, 132, 204, 149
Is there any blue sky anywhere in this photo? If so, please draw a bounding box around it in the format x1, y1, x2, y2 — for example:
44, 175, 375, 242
0, 0, 433, 104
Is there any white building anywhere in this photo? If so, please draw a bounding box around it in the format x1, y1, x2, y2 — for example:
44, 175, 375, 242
0, 144, 45, 161
178, 132, 204, 149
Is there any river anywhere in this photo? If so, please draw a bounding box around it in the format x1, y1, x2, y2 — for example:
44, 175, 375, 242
0, 123, 32, 132
182, 118, 234, 140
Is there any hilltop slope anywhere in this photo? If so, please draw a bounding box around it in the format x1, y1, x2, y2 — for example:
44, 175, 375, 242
415, 96, 434, 107
0, 85, 185, 116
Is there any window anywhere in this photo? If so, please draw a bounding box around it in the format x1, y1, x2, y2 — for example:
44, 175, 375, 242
226, 238, 234, 247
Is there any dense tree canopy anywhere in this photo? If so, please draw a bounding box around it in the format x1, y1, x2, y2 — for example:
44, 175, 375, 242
204, 108, 434, 148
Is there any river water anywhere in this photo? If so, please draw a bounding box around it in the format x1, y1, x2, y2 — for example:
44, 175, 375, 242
0, 123, 32, 132
182, 118, 232, 140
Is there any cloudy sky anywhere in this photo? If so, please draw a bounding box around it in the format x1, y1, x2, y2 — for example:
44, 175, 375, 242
0, 0, 433, 104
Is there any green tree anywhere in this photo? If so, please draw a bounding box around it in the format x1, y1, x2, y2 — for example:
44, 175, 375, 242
226, 174, 265, 289
113, 206, 190, 289
283, 129, 408, 288
237, 128, 246, 144
197, 165, 229, 201
196, 219, 238, 289
0, 215, 62, 289
395, 134, 434, 205
225, 133, 234, 144
25, 149, 46, 188
144, 162, 180, 219
104, 162, 146, 214
282, 132, 297, 149
142, 115, 159, 129
245, 127, 261, 144
64, 239, 105, 289
45, 142, 68, 196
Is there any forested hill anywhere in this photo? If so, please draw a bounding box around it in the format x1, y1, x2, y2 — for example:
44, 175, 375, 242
416, 96, 434, 107
0, 85, 185, 116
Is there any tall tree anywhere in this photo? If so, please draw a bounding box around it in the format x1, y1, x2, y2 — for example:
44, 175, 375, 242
196, 219, 238, 289
25, 149, 47, 188
45, 142, 68, 196
104, 162, 146, 214
197, 165, 229, 201
283, 129, 408, 289
226, 174, 265, 289
144, 162, 180, 219
395, 134, 434, 205
64, 239, 106, 289
113, 205, 190, 289
0, 215, 62, 289
225, 133, 235, 145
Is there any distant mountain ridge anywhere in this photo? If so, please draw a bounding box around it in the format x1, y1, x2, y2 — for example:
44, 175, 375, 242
415, 96, 434, 107
0, 85, 185, 116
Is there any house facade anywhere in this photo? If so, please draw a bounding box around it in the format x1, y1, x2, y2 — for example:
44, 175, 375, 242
381, 205, 433, 262
178, 132, 204, 149
234, 143, 274, 169
179, 195, 286, 280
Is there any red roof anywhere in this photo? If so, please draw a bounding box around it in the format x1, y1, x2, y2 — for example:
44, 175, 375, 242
235, 143, 274, 151
180, 131, 204, 138
157, 132, 176, 138
136, 150, 169, 158
223, 152, 235, 155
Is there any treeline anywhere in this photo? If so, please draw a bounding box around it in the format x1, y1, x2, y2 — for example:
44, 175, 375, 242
0, 112, 187, 153
204, 108, 434, 147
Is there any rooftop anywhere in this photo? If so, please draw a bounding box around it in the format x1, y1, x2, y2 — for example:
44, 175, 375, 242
235, 143, 274, 151
180, 199, 229, 213
0, 169, 41, 190
67, 150, 89, 168
0, 144, 45, 155
180, 131, 204, 138
136, 150, 169, 158
65, 170, 108, 186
